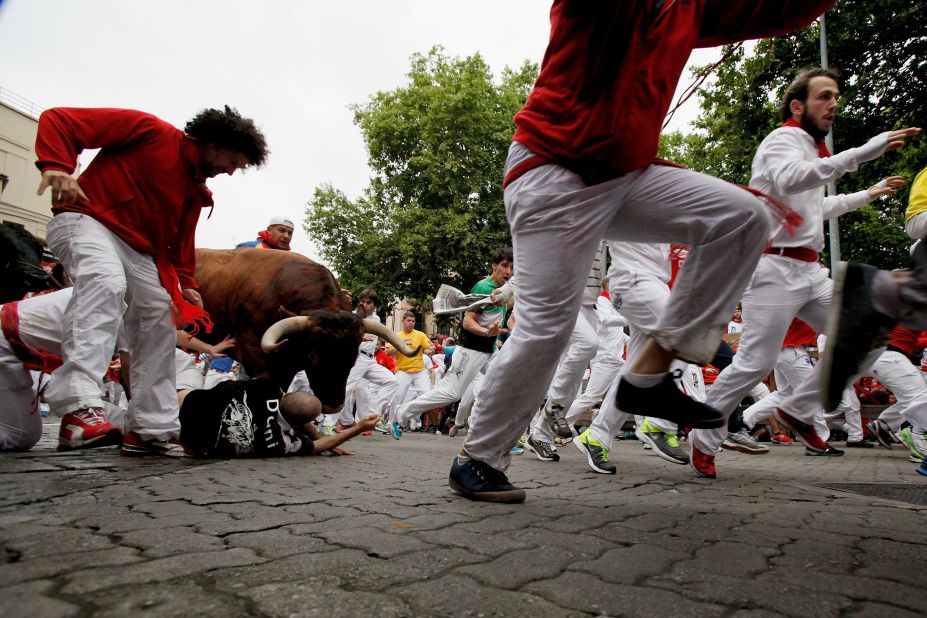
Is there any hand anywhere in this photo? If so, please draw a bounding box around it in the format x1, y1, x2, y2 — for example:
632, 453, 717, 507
208, 335, 236, 358
486, 320, 501, 337
37, 170, 89, 206
867, 176, 905, 200
326, 446, 353, 456
357, 414, 380, 432
857, 128, 921, 163
182, 288, 203, 308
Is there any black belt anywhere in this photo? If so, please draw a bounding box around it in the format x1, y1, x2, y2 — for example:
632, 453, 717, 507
359, 350, 373, 358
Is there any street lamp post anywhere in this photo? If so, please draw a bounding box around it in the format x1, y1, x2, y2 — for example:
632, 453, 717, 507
820, 13, 841, 269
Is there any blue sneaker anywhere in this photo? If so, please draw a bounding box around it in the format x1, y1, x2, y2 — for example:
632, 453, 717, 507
448, 457, 526, 503
917, 460, 927, 478
509, 445, 524, 455
389, 420, 403, 440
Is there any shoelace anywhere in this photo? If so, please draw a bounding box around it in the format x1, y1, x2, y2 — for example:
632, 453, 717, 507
75, 409, 107, 426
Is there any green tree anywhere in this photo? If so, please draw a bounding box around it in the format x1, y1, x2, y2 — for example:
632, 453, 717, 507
305, 47, 537, 316
661, 0, 926, 270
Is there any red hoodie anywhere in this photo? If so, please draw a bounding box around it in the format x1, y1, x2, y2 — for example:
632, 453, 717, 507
35, 108, 214, 329
511, 0, 835, 186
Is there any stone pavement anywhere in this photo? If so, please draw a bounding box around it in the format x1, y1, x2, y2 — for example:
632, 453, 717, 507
1, 421, 926, 617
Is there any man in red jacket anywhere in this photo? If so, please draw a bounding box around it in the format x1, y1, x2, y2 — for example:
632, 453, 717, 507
35, 106, 268, 456
449, 0, 837, 503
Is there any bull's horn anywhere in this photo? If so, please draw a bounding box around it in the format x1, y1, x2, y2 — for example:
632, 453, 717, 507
261, 316, 313, 353
363, 319, 421, 357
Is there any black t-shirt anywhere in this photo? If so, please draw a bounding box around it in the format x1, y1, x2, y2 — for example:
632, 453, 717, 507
180, 378, 310, 457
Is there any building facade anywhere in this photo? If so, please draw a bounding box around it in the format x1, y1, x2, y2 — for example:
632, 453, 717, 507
0, 88, 51, 239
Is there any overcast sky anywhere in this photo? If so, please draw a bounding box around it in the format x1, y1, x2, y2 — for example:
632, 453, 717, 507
0, 0, 719, 263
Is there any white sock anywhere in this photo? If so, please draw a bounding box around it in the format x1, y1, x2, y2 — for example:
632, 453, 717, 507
623, 371, 665, 388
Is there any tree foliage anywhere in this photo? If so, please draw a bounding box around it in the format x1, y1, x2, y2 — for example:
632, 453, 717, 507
659, 0, 926, 270
305, 47, 537, 316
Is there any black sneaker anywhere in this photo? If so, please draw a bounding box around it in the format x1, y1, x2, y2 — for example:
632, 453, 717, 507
616, 371, 725, 429
573, 429, 617, 474
820, 262, 895, 411
866, 419, 894, 450
804, 446, 845, 457
543, 402, 572, 439
448, 457, 526, 503
845, 440, 875, 448
525, 435, 560, 462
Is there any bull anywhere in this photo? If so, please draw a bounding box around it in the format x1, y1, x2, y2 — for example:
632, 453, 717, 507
194, 248, 415, 414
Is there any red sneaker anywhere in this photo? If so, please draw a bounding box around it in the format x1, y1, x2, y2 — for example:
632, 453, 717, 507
120, 432, 192, 458
58, 408, 122, 451
770, 432, 795, 445
773, 408, 827, 453
690, 445, 716, 478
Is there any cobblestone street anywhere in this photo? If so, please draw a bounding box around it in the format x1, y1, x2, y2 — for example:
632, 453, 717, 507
1, 421, 926, 617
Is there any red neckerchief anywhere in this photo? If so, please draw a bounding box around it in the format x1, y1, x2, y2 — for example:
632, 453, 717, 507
783, 118, 831, 158
257, 230, 291, 251
0, 301, 63, 373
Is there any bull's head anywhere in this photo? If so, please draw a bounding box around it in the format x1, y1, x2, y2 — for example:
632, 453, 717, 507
260, 310, 420, 414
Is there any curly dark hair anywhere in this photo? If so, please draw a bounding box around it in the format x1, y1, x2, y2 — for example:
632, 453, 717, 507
185, 105, 269, 167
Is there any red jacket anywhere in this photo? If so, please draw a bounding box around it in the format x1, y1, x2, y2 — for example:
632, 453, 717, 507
35, 108, 213, 291
512, 0, 835, 185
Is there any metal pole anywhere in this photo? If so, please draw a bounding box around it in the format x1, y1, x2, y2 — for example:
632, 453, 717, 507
820, 14, 841, 268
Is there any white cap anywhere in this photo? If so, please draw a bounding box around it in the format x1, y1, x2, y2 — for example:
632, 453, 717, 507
268, 215, 294, 229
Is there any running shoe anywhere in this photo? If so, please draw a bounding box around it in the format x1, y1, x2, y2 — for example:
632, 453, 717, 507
389, 420, 403, 440
573, 429, 616, 474
617, 371, 724, 429
899, 427, 927, 461
721, 430, 770, 455
773, 408, 828, 453
525, 435, 560, 462
770, 432, 794, 445
635, 419, 689, 464
866, 419, 894, 450
448, 457, 526, 503
120, 432, 191, 457
58, 408, 123, 451
543, 402, 572, 439
690, 445, 716, 478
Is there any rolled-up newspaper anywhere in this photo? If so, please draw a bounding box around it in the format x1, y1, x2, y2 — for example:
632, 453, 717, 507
432, 284, 493, 315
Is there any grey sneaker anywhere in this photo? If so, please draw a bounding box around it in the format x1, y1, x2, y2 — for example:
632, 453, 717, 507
721, 430, 770, 455
543, 402, 573, 439
573, 429, 616, 474
866, 419, 894, 449
525, 435, 560, 462
635, 419, 689, 465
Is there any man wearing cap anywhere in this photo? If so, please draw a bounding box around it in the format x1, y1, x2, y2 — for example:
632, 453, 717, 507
237, 216, 294, 250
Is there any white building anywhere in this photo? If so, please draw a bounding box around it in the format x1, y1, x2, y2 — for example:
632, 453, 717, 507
0, 87, 51, 239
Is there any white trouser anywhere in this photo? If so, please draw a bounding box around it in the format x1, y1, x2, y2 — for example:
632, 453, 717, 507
397, 346, 491, 424
691, 256, 831, 456
871, 350, 927, 432
342, 352, 398, 423
586, 273, 689, 449
455, 357, 494, 428
204, 370, 233, 389
391, 368, 431, 421
565, 351, 624, 426
464, 144, 771, 471
175, 349, 204, 390
44, 213, 178, 440
741, 346, 862, 441
533, 305, 599, 441
0, 289, 74, 450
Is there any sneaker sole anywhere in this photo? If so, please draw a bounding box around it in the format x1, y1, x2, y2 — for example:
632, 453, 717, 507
773, 410, 827, 453
448, 478, 526, 503
867, 421, 894, 449
899, 433, 926, 461
572, 437, 616, 474
634, 428, 688, 465
57, 429, 123, 452
119, 446, 191, 458
720, 440, 770, 455
524, 440, 559, 462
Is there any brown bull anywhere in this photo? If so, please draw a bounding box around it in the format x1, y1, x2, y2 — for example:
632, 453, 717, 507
194, 248, 413, 414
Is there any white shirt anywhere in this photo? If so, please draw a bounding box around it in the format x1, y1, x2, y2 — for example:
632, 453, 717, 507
608, 241, 671, 283
750, 126, 872, 251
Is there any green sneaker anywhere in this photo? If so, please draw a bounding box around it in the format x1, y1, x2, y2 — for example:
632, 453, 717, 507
635, 419, 690, 465
516, 434, 528, 448
573, 429, 616, 474
899, 427, 927, 461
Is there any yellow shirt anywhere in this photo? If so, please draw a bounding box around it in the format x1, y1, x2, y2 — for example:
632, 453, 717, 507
905, 166, 927, 222
389, 329, 431, 373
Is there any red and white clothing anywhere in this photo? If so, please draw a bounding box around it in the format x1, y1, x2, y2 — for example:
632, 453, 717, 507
462, 0, 834, 473
868, 326, 927, 432
691, 121, 883, 457
341, 313, 397, 425
36, 108, 213, 441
